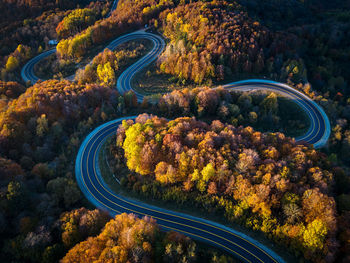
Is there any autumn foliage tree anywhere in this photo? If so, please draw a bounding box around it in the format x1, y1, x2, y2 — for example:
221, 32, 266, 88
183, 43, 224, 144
56, 0, 174, 61
155, 87, 308, 137
59, 208, 110, 248
62, 213, 233, 263
0, 81, 25, 99
0, 79, 121, 160
116, 114, 337, 262
1, 44, 32, 80
157, 0, 269, 83
56, 8, 97, 39
76, 42, 147, 86
62, 213, 159, 263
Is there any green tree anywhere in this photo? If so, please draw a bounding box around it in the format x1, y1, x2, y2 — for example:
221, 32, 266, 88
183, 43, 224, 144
260, 93, 278, 114
56, 8, 96, 39
36, 114, 49, 137
6, 181, 28, 213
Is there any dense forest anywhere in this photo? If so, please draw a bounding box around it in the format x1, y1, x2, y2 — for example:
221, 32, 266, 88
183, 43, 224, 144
0, 80, 121, 261
156, 86, 309, 137
115, 114, 337, 262
0, 0, 110, 82
0, 0, 349, 262
0, 80, 120, 157
0, 79, 236, 262
157, 0, 269, 84
56, 0, 173, 62
75, 41, 150, 85
0, 0, 90, 25
62, 213, 236, 262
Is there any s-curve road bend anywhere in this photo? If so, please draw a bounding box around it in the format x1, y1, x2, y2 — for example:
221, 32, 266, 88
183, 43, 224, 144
76, 116, 285, 263
75, 34, 329, 262
21, 30, 164, 85
21, 0, 120, 84
221, 80, 331, 148
22, 25, 330, 263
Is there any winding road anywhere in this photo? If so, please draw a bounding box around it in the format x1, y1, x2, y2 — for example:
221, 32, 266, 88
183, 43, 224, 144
21, 0, 119, 84
76, 115, 285, 263
21, 9, 331, 262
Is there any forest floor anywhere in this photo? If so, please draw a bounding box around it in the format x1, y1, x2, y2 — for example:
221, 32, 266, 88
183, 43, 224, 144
132, 63, 199, 96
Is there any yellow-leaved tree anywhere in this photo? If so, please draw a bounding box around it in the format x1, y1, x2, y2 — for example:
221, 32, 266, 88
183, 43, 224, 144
97, 62, 115, 85
303, 219, 328, 251
5, 56, 19, 72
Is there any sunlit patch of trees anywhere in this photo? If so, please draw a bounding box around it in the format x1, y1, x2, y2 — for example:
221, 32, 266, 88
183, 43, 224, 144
56, 8, 97, 39
75, 41, 147, 85
59, 208, 110, 248
1, 45, 32, 81
0, 79, 123, 160
156, 0, 268, 84
57, 0, 174, 62
62, 213, 236, 263
153, 87, 308, 136
115, 114, 338, 262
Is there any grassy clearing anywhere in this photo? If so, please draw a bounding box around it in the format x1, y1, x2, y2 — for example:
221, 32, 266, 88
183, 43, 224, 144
34, 53, 76, 79
240, 90, 311, 138
131, 60, 275, 97
132, 63, 201, 96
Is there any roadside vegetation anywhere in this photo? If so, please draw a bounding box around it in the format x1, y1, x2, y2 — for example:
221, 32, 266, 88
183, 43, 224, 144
34, 40, 151, 81
113, 114, 337, 262
0, 0, 110, 82
155, 87, 309, 137
55, 0, 174, 62
0, 0, 349, 262
75, 40, 152, 85
62, 213, 237, 263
